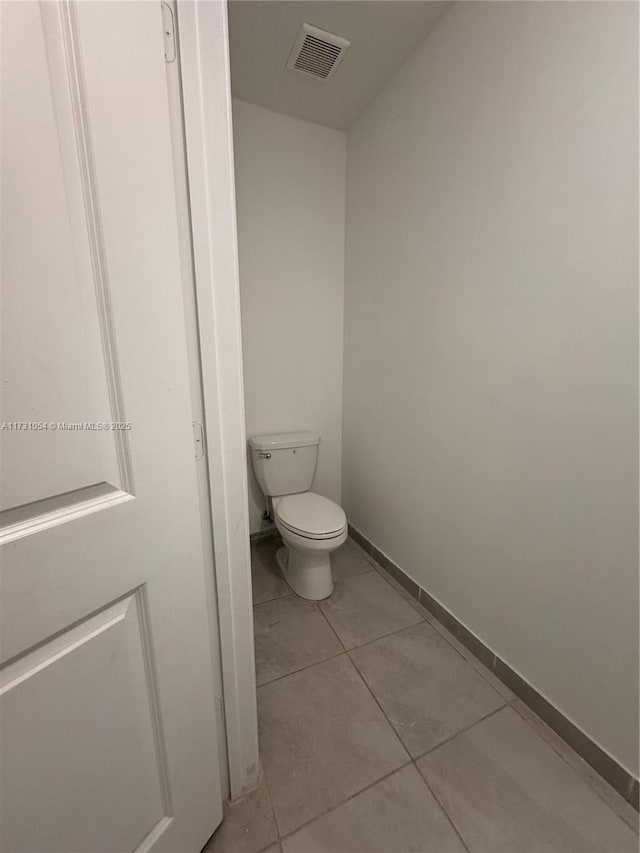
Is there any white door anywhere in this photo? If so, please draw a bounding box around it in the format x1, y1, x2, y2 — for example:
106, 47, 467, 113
0, 2, 223, 851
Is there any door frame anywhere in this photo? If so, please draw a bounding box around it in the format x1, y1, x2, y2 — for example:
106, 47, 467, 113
175, 0, 259, 801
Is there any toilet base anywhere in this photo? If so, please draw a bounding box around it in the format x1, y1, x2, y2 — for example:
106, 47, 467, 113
276, 545, 334, 601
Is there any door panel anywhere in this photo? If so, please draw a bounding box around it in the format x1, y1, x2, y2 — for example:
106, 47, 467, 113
1, 0, 124, 512
1, 594, 166, 853
0, 3, 223, 850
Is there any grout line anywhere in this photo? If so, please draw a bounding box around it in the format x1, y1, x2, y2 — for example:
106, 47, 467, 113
345, 646, 413, 760
316, 602, 348, 652
276, 760, 414, 844
335, 618, 427, 653
258, 756, 282, 842
252, 591, 291, 609
410, 703, 507, 764
417, 767, 472, 853
256, 649, 348, 689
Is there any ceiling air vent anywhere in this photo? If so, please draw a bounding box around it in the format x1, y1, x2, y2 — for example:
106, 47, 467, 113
286, 23, 350, 80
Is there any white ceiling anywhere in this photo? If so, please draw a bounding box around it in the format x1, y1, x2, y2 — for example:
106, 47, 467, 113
227, 1, 453, 130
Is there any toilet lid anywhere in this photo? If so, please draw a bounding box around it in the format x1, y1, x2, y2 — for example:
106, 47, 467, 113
276, 492, 346, 538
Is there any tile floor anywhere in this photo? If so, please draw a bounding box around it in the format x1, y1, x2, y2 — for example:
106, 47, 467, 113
204, 536, 639, 853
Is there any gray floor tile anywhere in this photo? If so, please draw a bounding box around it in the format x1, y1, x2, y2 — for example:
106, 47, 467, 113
350, 622, 505, 757
281, 764, 465, 853
203, 767, 278, 853
331, 537, 375, 582
261, 845, 281, 853
374, 565, 436, 620
426, 617, 516, 702
319, 572, 423, 650
512, 700, 640, 835
252, 539, 290, 605
417, 706, 638, 853
254, 596, 343, 686
258, 655, 409, 836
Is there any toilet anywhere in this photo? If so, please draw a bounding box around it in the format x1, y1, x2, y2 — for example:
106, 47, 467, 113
249, 431, 347, 600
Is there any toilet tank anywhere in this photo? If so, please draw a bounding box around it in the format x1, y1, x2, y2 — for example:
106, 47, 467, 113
249, 431, 320, 497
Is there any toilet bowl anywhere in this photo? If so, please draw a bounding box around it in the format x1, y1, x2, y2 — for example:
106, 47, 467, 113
273, 492, 347, 600
248, 431, 347, 600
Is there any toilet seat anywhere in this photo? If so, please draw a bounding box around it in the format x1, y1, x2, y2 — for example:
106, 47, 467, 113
276, 492, 346, 541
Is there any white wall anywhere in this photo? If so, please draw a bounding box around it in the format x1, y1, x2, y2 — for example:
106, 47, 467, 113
343, 1, 639, 775
232, 100, 346, 533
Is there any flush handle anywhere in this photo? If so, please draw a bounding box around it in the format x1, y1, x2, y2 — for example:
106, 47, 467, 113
258, 451, 272, 459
